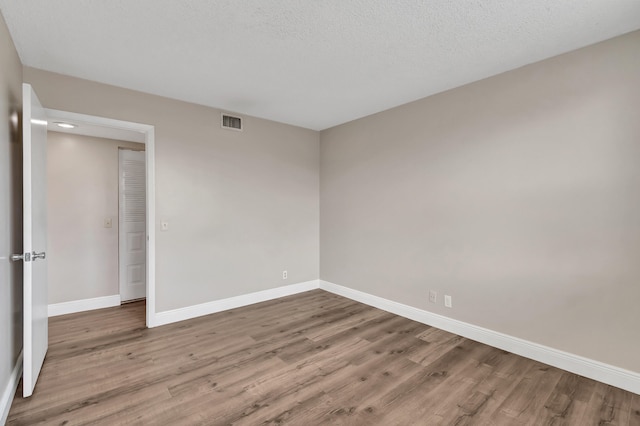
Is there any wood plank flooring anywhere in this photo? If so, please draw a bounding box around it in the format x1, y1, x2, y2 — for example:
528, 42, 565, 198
8, 289, 640, 425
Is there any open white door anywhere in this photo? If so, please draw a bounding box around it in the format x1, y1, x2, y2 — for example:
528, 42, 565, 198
21, 83, 48, 397
119, 149, 146, 302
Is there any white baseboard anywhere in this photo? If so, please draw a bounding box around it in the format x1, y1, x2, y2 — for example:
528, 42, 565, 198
154, 280, 320, 327
48, 295, 121, 317
319, 280, 640, 395
1, 350, 23, 426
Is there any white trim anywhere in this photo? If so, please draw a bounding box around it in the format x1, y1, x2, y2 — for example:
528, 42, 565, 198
0, 350, 23, 425
319, 280, 640, 395
154, 280, 319, 327
45, 109, 154, 133
48, 295, 121, 317
45, 109, 157, 328
145, 127, 157, 327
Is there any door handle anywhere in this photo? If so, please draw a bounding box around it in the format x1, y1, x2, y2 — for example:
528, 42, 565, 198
11, 252, 31, 262
32, 251, 46, 261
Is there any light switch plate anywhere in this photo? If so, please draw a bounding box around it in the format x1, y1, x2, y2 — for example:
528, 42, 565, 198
104, 218, 112, 228
161, 221, 169, 231
444, 295, 452, 308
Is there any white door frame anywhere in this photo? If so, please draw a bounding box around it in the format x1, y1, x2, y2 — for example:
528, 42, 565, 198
45, 109, 158, 328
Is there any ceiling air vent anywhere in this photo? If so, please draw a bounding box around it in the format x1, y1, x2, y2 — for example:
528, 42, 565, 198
221, 113, 242, 131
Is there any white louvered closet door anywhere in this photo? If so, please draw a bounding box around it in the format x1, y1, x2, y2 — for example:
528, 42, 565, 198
119, 149, 147, 302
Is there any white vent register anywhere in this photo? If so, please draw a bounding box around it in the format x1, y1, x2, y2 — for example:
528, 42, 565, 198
222, 113, 242, 131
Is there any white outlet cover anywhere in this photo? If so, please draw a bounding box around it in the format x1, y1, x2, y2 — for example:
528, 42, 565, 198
161, 221, 169, 231
444, 295, 452, 308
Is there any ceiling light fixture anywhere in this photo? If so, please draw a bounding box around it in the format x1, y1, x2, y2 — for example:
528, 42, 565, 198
55, 122, 77, 129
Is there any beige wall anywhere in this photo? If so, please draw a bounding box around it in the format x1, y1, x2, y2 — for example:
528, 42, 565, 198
25, 68, 320, 312
320, 31, 640, 372
0, 11, 23, 409
47, 132, 144, 304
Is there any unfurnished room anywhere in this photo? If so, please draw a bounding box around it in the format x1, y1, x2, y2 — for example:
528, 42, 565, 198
1, 1, 640, 425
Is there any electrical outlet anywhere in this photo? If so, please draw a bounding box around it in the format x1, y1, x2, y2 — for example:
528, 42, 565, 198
429, 290, 437, 303
282, 270, 288, 280
444, 295, 452, 308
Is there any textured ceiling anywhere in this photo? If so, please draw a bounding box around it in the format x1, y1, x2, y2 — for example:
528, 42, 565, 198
1, 1, 640, 130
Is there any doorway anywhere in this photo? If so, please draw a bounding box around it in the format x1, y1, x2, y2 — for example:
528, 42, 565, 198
45, 109, 157, 327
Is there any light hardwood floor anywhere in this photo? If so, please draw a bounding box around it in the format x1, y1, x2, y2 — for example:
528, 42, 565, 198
8, 289, 640, 425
